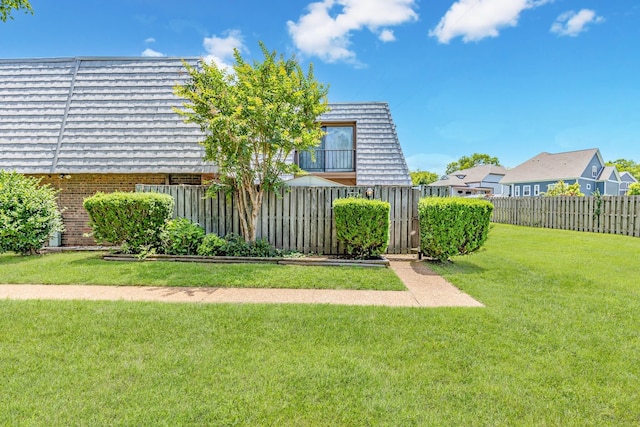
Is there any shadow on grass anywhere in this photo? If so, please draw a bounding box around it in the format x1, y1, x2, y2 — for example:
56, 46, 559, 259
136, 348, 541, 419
420, 258, 486, 276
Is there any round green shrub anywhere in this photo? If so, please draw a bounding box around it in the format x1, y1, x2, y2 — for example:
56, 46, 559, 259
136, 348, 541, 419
197, 233, 227, 256
0, 171, 64, 255
83, 191, 174, 254
161, 218, 205, 255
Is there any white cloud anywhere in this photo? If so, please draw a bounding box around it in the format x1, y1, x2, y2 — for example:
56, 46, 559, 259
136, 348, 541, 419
379, 29, 395, 42
203, 30, 246, 72
430, 0, 552, 44
141, 48, 165, 57
287, 0, 418, 63
144, 37, 156, 44
551, 9, 604, 37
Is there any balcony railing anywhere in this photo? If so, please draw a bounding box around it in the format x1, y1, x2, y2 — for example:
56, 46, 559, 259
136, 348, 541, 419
297, 149, 355, 172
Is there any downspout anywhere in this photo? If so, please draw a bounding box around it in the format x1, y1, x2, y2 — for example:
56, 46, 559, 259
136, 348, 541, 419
50, 58, 81, 174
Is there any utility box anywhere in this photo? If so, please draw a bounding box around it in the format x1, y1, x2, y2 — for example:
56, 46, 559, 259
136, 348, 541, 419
48, 232, 62, 247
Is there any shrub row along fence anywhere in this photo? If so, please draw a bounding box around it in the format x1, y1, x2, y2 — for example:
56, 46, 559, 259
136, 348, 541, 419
135, 185, 420, 254
491, 196, 640, 237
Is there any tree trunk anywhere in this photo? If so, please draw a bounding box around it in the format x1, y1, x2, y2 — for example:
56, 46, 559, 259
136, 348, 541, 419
236, 183, 263, 242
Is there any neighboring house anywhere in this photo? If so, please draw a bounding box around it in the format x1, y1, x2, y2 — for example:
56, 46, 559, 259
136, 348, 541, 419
619, 171, 638, 195
428, 164, 508, 197
500, 148, 621, 197
0, 57, 411, 246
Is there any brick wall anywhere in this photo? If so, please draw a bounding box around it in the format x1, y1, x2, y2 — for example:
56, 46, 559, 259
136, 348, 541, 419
33, 174, 170, 246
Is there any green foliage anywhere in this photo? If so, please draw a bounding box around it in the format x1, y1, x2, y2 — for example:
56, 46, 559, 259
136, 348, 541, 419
0, 0, 32, 21
542, 180, 584, 196
410, 170, 439, 185
418, 197, 493, 262
333, 197, 390, 259
0, 171, 63, 255
160, 218, 205, 255
606, 158, 640, 180
445, 153, 501, 175
175, 42, 329, 242
627, 182, 640, 196
83, 192, 174, 254
197, 233, 282, 257
197, 233, 227, 256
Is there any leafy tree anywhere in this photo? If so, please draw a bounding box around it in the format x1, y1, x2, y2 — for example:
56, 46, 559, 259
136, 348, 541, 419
175, 43, 329, 242
1, 0, 32, 21
0, 171, 63, 255
410, 170, 439, 185
541, 180, 584, 197
446, 153, 501, 175
606, 158, 640, 180
627, 182, 640, 196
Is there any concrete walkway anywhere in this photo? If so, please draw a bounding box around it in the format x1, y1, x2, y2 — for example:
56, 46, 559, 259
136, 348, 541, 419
0, 257, 483, 308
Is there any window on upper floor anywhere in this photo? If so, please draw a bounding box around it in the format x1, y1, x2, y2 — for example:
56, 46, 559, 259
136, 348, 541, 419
592, 166, 598, 178
298, 123, 355, 172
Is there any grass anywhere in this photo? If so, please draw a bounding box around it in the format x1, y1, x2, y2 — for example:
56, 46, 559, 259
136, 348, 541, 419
0, 251, 404, 290
2, 224, 640, 425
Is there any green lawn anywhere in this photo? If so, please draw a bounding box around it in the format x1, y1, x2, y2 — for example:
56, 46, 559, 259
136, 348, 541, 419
0, 251, 404, 290
2, 224, 640, 425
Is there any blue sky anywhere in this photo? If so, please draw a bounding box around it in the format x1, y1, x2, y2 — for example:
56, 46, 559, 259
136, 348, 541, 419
2, 0, 639, 174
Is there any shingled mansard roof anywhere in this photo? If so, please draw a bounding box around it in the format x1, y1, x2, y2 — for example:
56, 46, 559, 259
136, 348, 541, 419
0, 57, 411, 185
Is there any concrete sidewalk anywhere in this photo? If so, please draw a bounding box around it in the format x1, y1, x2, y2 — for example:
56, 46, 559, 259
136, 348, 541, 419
0, 258, 483, 308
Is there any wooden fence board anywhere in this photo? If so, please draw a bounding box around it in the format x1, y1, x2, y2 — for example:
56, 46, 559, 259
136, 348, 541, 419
488, 196, 640, 238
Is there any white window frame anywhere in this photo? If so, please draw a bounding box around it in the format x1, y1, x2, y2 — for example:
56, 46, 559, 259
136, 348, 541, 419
514, 186, 520, 197
586, 183, 591, 190
592, 166, 598, 178
523, 185, 531, 196
547, 183, 556, 191
534, 185, 540, 196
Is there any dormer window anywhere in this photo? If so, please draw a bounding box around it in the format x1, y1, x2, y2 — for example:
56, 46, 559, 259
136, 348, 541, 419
592, 166, 598, 178
456, 175, 466, 179
297, 123, 356, 172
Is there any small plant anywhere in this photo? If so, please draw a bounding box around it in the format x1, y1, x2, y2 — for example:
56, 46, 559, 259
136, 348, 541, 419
418, 197, 493, 262
161, 218, 205, 255
627, 182, 640, 196
197, 234, 227, 256
0, 171, 64, 255
83, 191, 173, 254
542, 180, 584, 196
333, 197, 390, 259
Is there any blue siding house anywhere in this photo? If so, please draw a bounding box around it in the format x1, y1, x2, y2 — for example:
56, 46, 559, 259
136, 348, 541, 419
500, 148, 621, 196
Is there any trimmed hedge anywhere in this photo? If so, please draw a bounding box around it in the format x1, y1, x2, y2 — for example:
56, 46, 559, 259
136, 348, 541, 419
418, 197, 493, 262
83, 192, 174, 253
0, 171, 64, 255
333, 197, 390, 259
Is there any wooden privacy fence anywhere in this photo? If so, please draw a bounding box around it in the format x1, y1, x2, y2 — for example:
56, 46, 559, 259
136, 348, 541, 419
491, 196, 640, 237
135, 185, 421, 254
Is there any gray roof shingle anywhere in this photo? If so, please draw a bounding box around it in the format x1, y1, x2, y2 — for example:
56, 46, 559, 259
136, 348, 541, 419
1, 58, 411, 185
500, 148, 601, 184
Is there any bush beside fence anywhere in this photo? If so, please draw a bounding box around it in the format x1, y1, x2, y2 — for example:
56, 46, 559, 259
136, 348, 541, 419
136, 185, 420, 254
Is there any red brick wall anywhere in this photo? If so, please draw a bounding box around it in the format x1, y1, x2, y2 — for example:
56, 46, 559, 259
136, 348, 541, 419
33, 174, 169, 246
